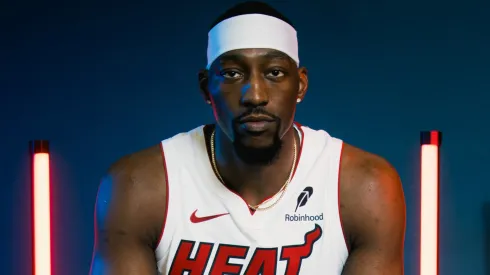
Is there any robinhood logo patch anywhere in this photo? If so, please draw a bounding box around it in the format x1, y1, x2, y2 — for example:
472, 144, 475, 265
285, 186, 324, 222
295, 186, 313, 212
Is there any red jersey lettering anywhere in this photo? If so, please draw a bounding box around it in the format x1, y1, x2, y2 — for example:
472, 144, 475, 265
244, 248, 278, 275
209, 244, 249, 274
168, 224, 323, 274
280, 224, 323, 275
169, 240, 213, 275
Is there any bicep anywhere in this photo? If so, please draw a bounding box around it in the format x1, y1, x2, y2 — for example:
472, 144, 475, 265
90, 168, 164, 275
341, 243, 403, 275
90, 237, 157, 275
341, 159, 406, 274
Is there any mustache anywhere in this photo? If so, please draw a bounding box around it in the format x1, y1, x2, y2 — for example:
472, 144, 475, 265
234, 107, 280, 122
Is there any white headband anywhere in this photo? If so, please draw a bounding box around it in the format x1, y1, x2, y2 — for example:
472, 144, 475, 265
206, 14, 299, 69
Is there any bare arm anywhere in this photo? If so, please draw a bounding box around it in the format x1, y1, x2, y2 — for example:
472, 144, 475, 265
340, 146, 406, 275
90, 146, 166, 275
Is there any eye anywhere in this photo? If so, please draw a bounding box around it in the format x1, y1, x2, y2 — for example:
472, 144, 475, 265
220, 70, 242, 79
267, 70, 285, 78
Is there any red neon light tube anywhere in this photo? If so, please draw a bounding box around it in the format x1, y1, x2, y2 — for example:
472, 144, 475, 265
30, 140, 51, 275
420, 131, 442, 275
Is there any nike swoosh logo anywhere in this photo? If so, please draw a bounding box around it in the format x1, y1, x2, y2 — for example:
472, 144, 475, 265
190, 209, 229, 223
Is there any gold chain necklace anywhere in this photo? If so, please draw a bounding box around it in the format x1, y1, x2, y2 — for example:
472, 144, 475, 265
210, 129, 297, 211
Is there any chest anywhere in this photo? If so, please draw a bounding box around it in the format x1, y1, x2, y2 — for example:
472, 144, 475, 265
164, 182, 333, 275
167, 217, 327, 275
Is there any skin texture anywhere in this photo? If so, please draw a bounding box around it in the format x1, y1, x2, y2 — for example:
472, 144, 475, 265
198, 48, 308, 205
90, 146, 166, 275
89, 48, 406, 274
339, 144, 406, 275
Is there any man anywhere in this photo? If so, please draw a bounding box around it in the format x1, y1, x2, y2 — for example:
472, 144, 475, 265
90, 1, 406, 274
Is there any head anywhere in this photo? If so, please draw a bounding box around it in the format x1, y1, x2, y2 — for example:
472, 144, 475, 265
198, 1, 308, 164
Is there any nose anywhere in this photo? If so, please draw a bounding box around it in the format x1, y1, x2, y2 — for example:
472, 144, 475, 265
240, 72, 269, 107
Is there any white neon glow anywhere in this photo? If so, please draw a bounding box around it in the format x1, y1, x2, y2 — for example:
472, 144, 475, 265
420, 144, 439, 275
33, 153, 51, 275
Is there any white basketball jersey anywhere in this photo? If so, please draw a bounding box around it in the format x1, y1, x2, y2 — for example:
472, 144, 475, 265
155, 123, 349, 275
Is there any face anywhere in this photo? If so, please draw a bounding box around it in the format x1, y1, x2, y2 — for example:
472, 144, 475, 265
199, 48, 308, 163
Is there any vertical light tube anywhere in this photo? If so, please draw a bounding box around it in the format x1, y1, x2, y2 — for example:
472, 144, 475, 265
420, 131, 442, 275
30, 140, 51, 275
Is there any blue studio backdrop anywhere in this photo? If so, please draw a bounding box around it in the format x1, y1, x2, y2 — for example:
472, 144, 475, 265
2, 1, 489, 274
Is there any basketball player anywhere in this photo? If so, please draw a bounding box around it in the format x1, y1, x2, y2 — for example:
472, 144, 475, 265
90, 1, 406, 274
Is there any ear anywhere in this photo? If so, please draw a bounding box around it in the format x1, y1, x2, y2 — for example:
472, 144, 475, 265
198, 69, 211, 104
296, 67, 308, 103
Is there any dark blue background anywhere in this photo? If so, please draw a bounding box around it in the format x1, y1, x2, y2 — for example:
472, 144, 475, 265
2, 1, 489, 274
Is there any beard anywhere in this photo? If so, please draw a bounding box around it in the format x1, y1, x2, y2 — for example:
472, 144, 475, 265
232, 119, 283, 166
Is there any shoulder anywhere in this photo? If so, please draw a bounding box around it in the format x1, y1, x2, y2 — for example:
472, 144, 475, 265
105, 144, 166, 188
339, 143, 406, 250
95, 144, 167, 248
339, 143, 401, 191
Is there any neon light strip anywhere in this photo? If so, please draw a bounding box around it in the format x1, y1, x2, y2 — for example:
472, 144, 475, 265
33, 152, 51, 275
420, 131, 441, 275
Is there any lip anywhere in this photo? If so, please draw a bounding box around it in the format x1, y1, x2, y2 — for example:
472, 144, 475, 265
240, 121, 272, 133
239, 115, 275, 123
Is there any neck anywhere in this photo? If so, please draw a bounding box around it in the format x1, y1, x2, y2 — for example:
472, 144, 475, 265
212, 124, 299, 206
